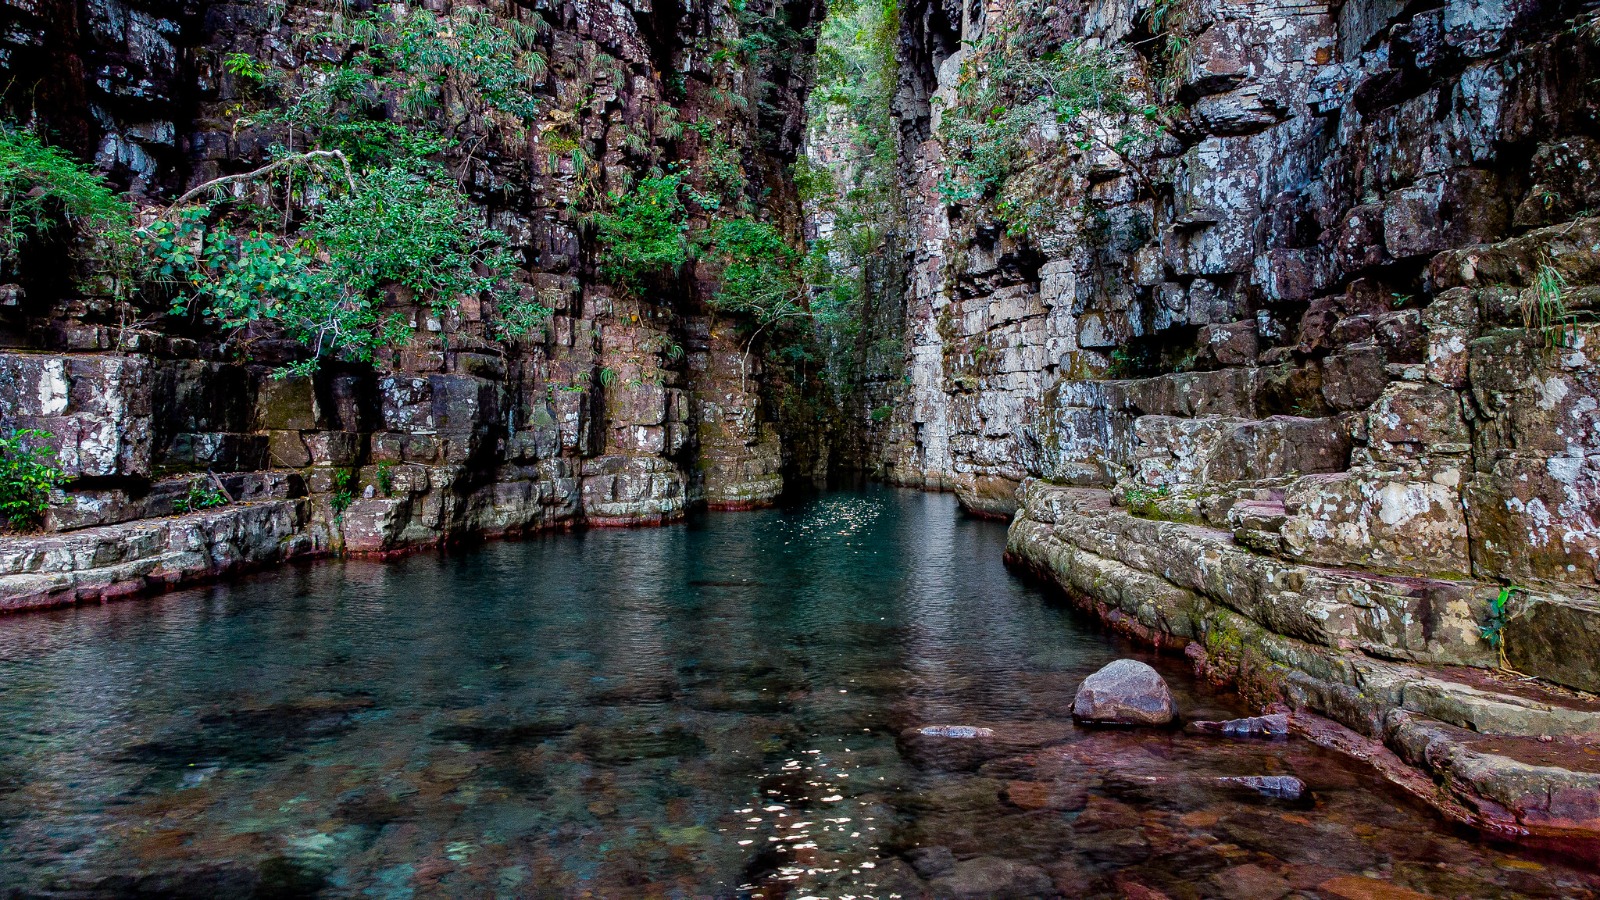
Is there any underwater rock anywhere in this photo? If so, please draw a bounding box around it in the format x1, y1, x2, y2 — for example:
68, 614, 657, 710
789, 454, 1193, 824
927, 856, 1054, 900
906, 845, 957, 878
916, 724, 996, 739
1072, 659, 1178, 725
1220, 775, 1307, 800
1189, 713, 1290, 737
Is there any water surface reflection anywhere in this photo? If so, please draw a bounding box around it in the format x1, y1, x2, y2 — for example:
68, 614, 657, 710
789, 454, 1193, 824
0, 488, 1594, 897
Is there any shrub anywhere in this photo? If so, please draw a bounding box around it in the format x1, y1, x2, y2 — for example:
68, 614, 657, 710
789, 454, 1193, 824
149, 159, 535, 372
135, 5, 552, 368
591, 173, 690, 290
937, 36, 1168, 234
0, 429, 65, 530
701, 218, 805, 325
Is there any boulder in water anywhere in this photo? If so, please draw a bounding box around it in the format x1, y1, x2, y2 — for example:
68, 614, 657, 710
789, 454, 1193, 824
1072, 659, 1178, 725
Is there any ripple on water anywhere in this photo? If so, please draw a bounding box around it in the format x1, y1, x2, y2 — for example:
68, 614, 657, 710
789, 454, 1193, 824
0, 488, 1595, 898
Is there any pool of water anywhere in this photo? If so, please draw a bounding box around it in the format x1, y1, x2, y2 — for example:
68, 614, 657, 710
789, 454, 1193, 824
0, 488, 1595, 898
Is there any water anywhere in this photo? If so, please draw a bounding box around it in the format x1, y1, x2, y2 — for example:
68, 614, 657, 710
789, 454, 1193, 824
0, 488, 1595, 898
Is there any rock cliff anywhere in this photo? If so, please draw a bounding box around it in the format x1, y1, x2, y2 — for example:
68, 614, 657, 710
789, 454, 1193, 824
0, 0, 815, 607
876, 0, 1600, 849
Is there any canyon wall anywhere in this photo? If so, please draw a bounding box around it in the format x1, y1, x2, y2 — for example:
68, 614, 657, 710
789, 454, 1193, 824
882, 0, 1600, 845
0, 0, 816, 608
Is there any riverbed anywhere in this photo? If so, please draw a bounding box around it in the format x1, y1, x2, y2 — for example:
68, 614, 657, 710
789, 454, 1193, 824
0, 488, 1594, 897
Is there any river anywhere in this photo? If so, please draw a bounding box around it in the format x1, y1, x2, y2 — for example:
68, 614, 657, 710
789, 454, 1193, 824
0, 488, 1594, 897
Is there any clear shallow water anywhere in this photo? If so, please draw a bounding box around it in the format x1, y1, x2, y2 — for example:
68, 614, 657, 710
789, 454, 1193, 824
0, 488, 1595, 899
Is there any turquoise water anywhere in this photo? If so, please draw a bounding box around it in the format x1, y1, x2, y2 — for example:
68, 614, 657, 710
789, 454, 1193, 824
0, 488, 1594, 898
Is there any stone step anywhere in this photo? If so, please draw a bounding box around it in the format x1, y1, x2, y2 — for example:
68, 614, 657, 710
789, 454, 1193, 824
1360, 658, 1600, 738
1012, 481, 1600, 844
1016, 483, 1497, 666
1014, 482, 1600, 694
45, 471, 304, 533
0, 500, 324, 613
1430, 215, 1600, 293
1386, 710, 1600, 840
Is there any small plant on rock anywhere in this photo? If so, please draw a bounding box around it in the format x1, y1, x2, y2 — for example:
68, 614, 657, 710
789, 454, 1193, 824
174, 477, 230, 514
1525, 260, 1573, 351
0, 428, 65, 531
1481, 585, 1525, 668
330, 470, 356, 517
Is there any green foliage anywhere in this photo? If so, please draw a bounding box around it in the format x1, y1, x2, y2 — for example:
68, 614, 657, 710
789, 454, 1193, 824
797, 0, 904, 401
591, 173, 690, 290
1120, 482, 1171, 517
937, 31, 1167, 234
375, 461, 395, 497
0, 126, 133, 263
1480, 586, 1519, 648
140, 6, 551, 369
148, 159, 527, 372
3, 8, 553, 372
330, 470, 356, 516
870, 404, 895, 422
275, 7, 547, 136
174, 477, 229, 514
1525, 260, 1574, 351
0, 428, 65, 530
701, 219, 805, 326
223, 51, 269, 84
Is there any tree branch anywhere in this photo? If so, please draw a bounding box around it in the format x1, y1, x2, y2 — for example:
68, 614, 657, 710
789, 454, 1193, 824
169, 150, 356, 208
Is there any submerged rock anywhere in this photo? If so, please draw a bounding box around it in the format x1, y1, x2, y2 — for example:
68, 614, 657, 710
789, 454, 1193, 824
1072, 659, 1178, 725
1189, 713, 1289, 737
917, 725, 996, 739
1220, 775, 1307, 800
927, 856, 1053, 900
906, 845, 957, 878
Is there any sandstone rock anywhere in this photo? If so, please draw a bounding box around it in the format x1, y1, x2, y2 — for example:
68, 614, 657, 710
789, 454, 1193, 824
1189, 713, 1289, 737
1279, 468, 1471, 577
1219, 775, 1306, 800
1072, 659, 1178, 725
952, 474, 1020, 518
1502, 592, 1600, 694
1134, 415, 1350, 488
917, 725, 996, 739
0, 352, 152, 479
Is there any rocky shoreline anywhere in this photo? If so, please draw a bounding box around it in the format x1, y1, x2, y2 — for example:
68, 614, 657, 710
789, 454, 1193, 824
1006, 478, 1600, 857
0, 486, 777, 615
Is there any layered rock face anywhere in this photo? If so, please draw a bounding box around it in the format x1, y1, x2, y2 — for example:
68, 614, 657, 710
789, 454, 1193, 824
0, 0, 814, 606
885, 0, 1600, 845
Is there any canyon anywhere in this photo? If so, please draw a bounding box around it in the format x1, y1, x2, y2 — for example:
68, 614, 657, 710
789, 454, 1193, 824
2, 0, 1599, 861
